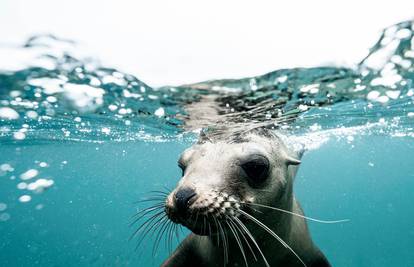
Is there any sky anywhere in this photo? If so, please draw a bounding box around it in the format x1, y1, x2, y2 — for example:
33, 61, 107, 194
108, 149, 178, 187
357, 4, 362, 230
1, 0, 413, 86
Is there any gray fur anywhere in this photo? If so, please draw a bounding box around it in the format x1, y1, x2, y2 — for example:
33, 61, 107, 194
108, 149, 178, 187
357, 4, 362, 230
162, 129, 330, 267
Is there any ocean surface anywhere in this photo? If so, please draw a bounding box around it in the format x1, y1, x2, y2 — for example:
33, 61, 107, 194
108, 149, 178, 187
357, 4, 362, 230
1, 21, 414, 266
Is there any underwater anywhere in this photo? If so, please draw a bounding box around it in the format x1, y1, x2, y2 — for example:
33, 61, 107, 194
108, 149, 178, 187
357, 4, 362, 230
1, 8, 414, 267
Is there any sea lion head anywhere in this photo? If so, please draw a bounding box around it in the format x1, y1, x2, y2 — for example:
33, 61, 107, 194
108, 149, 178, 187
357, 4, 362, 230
165, 128, 302, 235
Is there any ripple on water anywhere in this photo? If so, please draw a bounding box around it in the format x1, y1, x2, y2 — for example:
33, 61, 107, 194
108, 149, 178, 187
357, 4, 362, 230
0, 23, 413, 143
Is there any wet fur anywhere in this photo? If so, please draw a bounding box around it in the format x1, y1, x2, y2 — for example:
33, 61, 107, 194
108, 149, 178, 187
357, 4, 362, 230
161, 129, 331, 267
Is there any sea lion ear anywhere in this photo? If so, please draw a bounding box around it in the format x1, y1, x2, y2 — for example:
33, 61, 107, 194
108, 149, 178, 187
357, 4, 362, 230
197, 130, 211, 144
285, 143, 304, 166
286, 156, 301, 166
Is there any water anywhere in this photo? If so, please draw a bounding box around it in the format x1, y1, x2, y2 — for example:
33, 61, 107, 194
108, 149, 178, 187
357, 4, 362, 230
0, 21, 414, 266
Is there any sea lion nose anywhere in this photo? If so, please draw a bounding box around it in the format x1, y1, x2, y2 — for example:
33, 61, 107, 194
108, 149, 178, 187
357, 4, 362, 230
174, 187, 197, 214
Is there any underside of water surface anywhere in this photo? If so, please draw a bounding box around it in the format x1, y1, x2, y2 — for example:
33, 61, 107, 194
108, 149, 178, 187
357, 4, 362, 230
0, 21, 414, 266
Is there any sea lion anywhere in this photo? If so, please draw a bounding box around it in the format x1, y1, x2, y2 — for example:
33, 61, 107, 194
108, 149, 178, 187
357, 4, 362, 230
161, 128, 331, 267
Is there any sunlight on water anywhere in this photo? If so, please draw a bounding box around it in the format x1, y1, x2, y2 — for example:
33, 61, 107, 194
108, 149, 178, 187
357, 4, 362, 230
0, 21, 414, 267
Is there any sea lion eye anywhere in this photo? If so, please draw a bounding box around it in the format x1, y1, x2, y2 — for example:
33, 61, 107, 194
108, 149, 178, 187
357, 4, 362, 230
178, 162, 186, 176
241, 155, 269, 185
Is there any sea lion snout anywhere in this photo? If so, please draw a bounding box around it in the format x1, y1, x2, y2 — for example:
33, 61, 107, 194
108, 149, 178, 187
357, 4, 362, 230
165, 187, 198, 223
174, 187, 197, 214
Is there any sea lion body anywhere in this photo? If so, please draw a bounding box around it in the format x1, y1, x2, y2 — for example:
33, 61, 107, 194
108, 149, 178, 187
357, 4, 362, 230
161, 129, 330, 267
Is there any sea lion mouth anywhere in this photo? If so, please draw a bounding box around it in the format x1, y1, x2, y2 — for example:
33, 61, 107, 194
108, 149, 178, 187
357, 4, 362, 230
171, 203, 254, 237
164, 191, 246, 236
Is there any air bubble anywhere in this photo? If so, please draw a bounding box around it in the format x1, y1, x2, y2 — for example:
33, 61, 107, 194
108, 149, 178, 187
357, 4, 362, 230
20, 169, 39, 180
13, 132, 26, 140
0, 107, 19, 120
101, 127, 111, 134
17, 182, 28, 190
0, 164, 14, 172
39, 162, 48, 168
0, 203, 7, 211
19, 195, 32, 203
0, 213, 10, 222
154, 107, 165, 117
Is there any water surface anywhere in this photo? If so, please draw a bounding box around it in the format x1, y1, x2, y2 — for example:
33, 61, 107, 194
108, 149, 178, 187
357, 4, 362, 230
1, 21, 414, 266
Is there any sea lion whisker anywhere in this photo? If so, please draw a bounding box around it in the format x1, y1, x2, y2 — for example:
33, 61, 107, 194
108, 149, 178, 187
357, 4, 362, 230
192, 211, 201, 229
134, 215, 167, 252
233, 216, 269, 267
149, 190, 170, 196
134, 191, 168, 203
130, 211, 165, 241
152, 218, 171, 257
174, 224, 180, 246
170, 223, 176, 253
225, 218, 248, 267
133, 197, 165, 204
160, 129, 331, 266
203, 216, 207, 235
162, 186, 173, 194
238, 210, 307, 267
130, 204, 164, 222
129, 207, 164, 227
207, 214, 212, 237
166, 221, 174, 254
217, 220, 228, 264
164, 221, 172, 254
149, 219, 168, 256
242, 202, 350, 224
229, 217, 258, 262
168, 223, 177, 254
223, 220, 230, 265
212, 215, 221, 247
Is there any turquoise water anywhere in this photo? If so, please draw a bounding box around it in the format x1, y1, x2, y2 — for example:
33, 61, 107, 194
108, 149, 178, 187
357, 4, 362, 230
1, 21, 414, 266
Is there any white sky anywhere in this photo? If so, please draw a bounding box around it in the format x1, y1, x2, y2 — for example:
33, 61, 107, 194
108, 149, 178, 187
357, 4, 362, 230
1, 0, 413, 86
